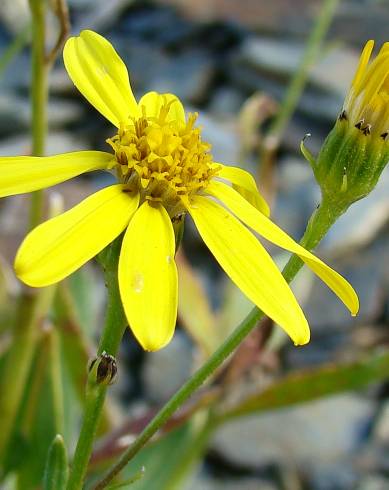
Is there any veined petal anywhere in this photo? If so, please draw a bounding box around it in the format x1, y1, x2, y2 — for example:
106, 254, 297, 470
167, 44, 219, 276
213, 163, 270, 216
207, 181, 359, 316
15, 185, 139, 286
119, 201, 178, 351
63, 30, 138, 127
189, 196, 310, 346
138, 91, 186, 125
0, 151, 113, 197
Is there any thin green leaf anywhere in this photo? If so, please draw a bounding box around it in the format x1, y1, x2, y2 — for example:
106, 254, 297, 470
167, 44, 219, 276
107, 467, 145, 489
43, 434, 69, 490
223, 350, 389, 419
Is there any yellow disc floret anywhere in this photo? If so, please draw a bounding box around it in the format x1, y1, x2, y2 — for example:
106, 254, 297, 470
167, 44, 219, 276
107, 99, 220, 213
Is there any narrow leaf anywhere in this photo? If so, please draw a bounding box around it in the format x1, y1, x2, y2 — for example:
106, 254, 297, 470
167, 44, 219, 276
43, 434, 69, 490
107, 467, 145, 489
224, 350, 389, 418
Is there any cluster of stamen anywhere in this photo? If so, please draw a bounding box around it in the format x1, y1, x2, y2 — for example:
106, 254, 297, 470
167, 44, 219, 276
107, 102, 219, 212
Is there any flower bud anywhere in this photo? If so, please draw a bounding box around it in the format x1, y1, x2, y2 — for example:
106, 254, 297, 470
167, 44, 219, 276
88, 351, 117, 386
310, 41, 389, 209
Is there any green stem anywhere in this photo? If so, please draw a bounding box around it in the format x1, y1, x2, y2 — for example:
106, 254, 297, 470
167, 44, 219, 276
66, 239, 127, 490
55, 284, 115, 433
93, 198, 345, 489
0, 0, 50, 475
29, 0, 48, 229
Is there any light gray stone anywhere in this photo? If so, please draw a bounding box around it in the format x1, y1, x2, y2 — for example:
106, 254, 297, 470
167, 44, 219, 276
320, 167, 389, 253
212, 394, 373, 468
356, 475, 389, 490
0, 131, 89, 156
239, 36, 359, 97
142, 332, 193, 404
186, 474, 277, 490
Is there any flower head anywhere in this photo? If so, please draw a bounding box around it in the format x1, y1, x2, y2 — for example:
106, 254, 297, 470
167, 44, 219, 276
313, 41, 389, 206
0, 31, 358, 351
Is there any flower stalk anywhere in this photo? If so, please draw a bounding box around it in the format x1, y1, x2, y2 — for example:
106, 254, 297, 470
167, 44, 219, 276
93, 197, 346, 489
66, 238, 127, 490
0, 0, 51, 470
29, 0, 48, 229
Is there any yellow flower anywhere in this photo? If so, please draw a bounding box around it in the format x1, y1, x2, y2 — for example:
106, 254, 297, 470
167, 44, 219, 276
0, 31, 358, 351
344, 40, 389, 137
314, 41, 389, 204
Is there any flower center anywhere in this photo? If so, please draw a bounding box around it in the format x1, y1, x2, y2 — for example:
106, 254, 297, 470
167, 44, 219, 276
107, 101, 220, 212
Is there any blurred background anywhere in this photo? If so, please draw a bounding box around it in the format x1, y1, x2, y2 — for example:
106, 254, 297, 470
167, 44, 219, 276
0, 0, 389, 489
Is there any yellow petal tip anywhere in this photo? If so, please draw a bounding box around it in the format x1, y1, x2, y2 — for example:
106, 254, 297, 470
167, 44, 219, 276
135, 329, 174, 352
293, 330, 311, 346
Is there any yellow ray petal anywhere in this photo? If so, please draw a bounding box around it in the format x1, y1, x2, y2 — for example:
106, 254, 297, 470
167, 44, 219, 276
15, 185, 139, 287
378, 42, 389, 57
207, 181, 359, 316
63, 30, 139, 127
213, 164, 270, 216
119, 201, 178, 351
189, 196, 310, 345
351, 40, 374, 92
0, 151, 113, 197
138, 91, 186, 124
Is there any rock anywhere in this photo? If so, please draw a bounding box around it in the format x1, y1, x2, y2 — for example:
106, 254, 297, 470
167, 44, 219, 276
0, 93, 84, 134
0, 92, 30, 133
208, 86, 245, 117
238, 36, 359, 96
321, 167, 389, 253
238, 36, 303, 78
148, 50, 216, 104
49, 67, 75, 94
0, 131, 90, 156
118, 4, 198, 50
47, 98, 85, 128
0, 0, 29, 35
302, 234, 388, 332
211, 394, 373, 469
66, 0, 98, 8
154, 0, 320, 35
282, 115, 327, 156
196, 111, 240, 165
356, 475, 389, 490
71, 0, 135, 33
0, 52, 30, 92
229, 59, 342, 123
308, 464, 359, 490
373, 401, 389, 445
330, 3, 389, 47
186, 474, 277, 490
107, 39, 214, 104
274, 156, 319, 239
142, 332, 193, 404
